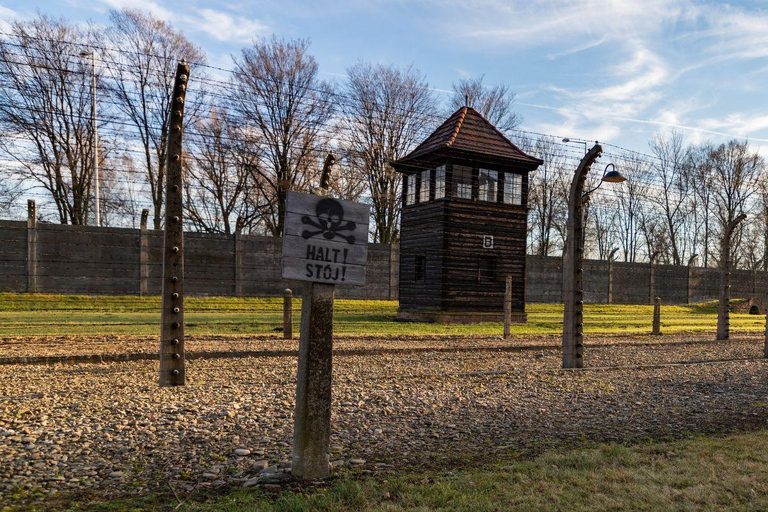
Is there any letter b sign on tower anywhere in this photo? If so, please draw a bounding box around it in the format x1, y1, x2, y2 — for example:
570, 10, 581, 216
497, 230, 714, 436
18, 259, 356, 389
281, 191, 370, 286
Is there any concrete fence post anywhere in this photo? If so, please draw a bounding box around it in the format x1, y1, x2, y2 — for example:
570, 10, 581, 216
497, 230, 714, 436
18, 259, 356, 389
26, 200, 37, 294
159, 61, 190, 387
652, 296, 661, 335
139, 209, 149, 296
283, 288, 293, 339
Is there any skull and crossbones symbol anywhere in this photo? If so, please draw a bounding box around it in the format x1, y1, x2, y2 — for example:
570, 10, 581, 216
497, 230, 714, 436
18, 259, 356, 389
301, 198, 356, 244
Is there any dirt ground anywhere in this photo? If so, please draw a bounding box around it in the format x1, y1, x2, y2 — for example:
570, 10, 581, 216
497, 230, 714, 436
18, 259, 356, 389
1, 333, 768, 507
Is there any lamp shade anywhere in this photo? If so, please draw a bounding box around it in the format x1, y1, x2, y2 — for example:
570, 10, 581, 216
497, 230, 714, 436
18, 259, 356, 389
601, 164, 627, 183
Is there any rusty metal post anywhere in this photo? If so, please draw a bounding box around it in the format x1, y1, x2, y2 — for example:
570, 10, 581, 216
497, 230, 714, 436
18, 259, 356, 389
504, 276, 512, 339
652, 296, 661, 335
283, 288, 293, 339
562, 144, 602, 369
159, 61, 190, 387
26, 200, 37, 293
718, 214, 746, 341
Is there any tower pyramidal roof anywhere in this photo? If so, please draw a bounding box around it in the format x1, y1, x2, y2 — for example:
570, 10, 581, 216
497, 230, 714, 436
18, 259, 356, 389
393, 106, 543, 168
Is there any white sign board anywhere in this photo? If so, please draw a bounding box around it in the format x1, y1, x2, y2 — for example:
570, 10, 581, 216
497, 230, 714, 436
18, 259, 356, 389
281, 191, 371, 285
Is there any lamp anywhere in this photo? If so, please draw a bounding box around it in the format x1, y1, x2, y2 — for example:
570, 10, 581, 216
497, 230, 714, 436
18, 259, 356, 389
601, 163, 626, 183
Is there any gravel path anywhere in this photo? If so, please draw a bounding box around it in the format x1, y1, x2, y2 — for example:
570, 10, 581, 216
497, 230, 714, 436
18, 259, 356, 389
1, 336, 768, 508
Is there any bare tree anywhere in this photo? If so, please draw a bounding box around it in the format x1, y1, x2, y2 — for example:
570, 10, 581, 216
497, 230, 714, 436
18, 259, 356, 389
184, 108, 263, 234
612, 153, 651, 262
449, 75, 521, 132
648, 131, 690, 265
757, 177, 768, 271
231, 36, 335, 237
706, 140, 762, 267
0, 177, 25, 218
103, 9, 206, 229
526, 136, 569, 256
0, 15, 101, 224
688, 143, 716, 266
341, 62, 438, 244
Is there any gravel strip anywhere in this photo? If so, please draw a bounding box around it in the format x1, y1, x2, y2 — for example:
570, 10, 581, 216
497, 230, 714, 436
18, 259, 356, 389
0, 332, 758, 360
1, 337, 767, 507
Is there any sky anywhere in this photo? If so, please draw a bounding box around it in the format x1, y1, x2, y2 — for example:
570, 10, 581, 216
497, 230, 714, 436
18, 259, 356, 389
4, 0, 768, 156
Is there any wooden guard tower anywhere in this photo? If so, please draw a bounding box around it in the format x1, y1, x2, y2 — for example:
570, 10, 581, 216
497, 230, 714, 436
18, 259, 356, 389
393, 106, 542, 323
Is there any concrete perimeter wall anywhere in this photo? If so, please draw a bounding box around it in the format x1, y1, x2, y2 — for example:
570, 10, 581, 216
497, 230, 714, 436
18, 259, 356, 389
1, 219, 766, 303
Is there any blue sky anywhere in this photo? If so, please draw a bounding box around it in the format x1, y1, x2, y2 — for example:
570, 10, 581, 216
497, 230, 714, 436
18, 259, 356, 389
4, 0, 768, 155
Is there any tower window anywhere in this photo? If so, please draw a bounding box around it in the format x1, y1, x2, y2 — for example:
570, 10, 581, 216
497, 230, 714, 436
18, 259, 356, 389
415, 255, 426, 281
420, 169, 431, 202
452, 165, 473, 199
434, 166, 446, 199
405, 175, 416, 205
478, 256, 496, 283
503, 173, 522, 205
479, 169, 498, 202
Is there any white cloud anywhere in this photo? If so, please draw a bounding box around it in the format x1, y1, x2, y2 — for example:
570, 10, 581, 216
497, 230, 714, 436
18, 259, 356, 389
97, 0, 172, 20
190, 8, 268, 43
0, 5, 19, 32
433, 0, 692, 50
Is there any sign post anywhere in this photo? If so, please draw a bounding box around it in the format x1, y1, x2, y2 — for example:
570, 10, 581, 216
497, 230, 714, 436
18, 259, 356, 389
283, 184, 370, 480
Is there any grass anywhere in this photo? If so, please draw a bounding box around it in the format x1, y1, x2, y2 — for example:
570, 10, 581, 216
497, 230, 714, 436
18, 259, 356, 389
0, 292, 764, 337
46, 429, 768, 511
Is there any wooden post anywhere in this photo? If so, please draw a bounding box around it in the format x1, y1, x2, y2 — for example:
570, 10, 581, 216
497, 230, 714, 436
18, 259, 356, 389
686, 254, 698, 305
607, 247, 618, 304
139, 209, 149, 296
503, 275, 512, 339
764, 306, 768, 357
718, 214, 746, 341
562, 144, 602, 369
648, 250, 660, 305
389, 243, 399, 301
283, 288, 293, 339
234, 217, 244, 297
26, 200, 37, 294
159, 61, 190, 387
652, 296, 661, 335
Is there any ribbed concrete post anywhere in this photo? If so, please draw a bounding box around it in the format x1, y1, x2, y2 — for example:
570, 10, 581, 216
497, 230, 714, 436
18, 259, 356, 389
159, 61, 190, 387
562, 144, 603, 369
